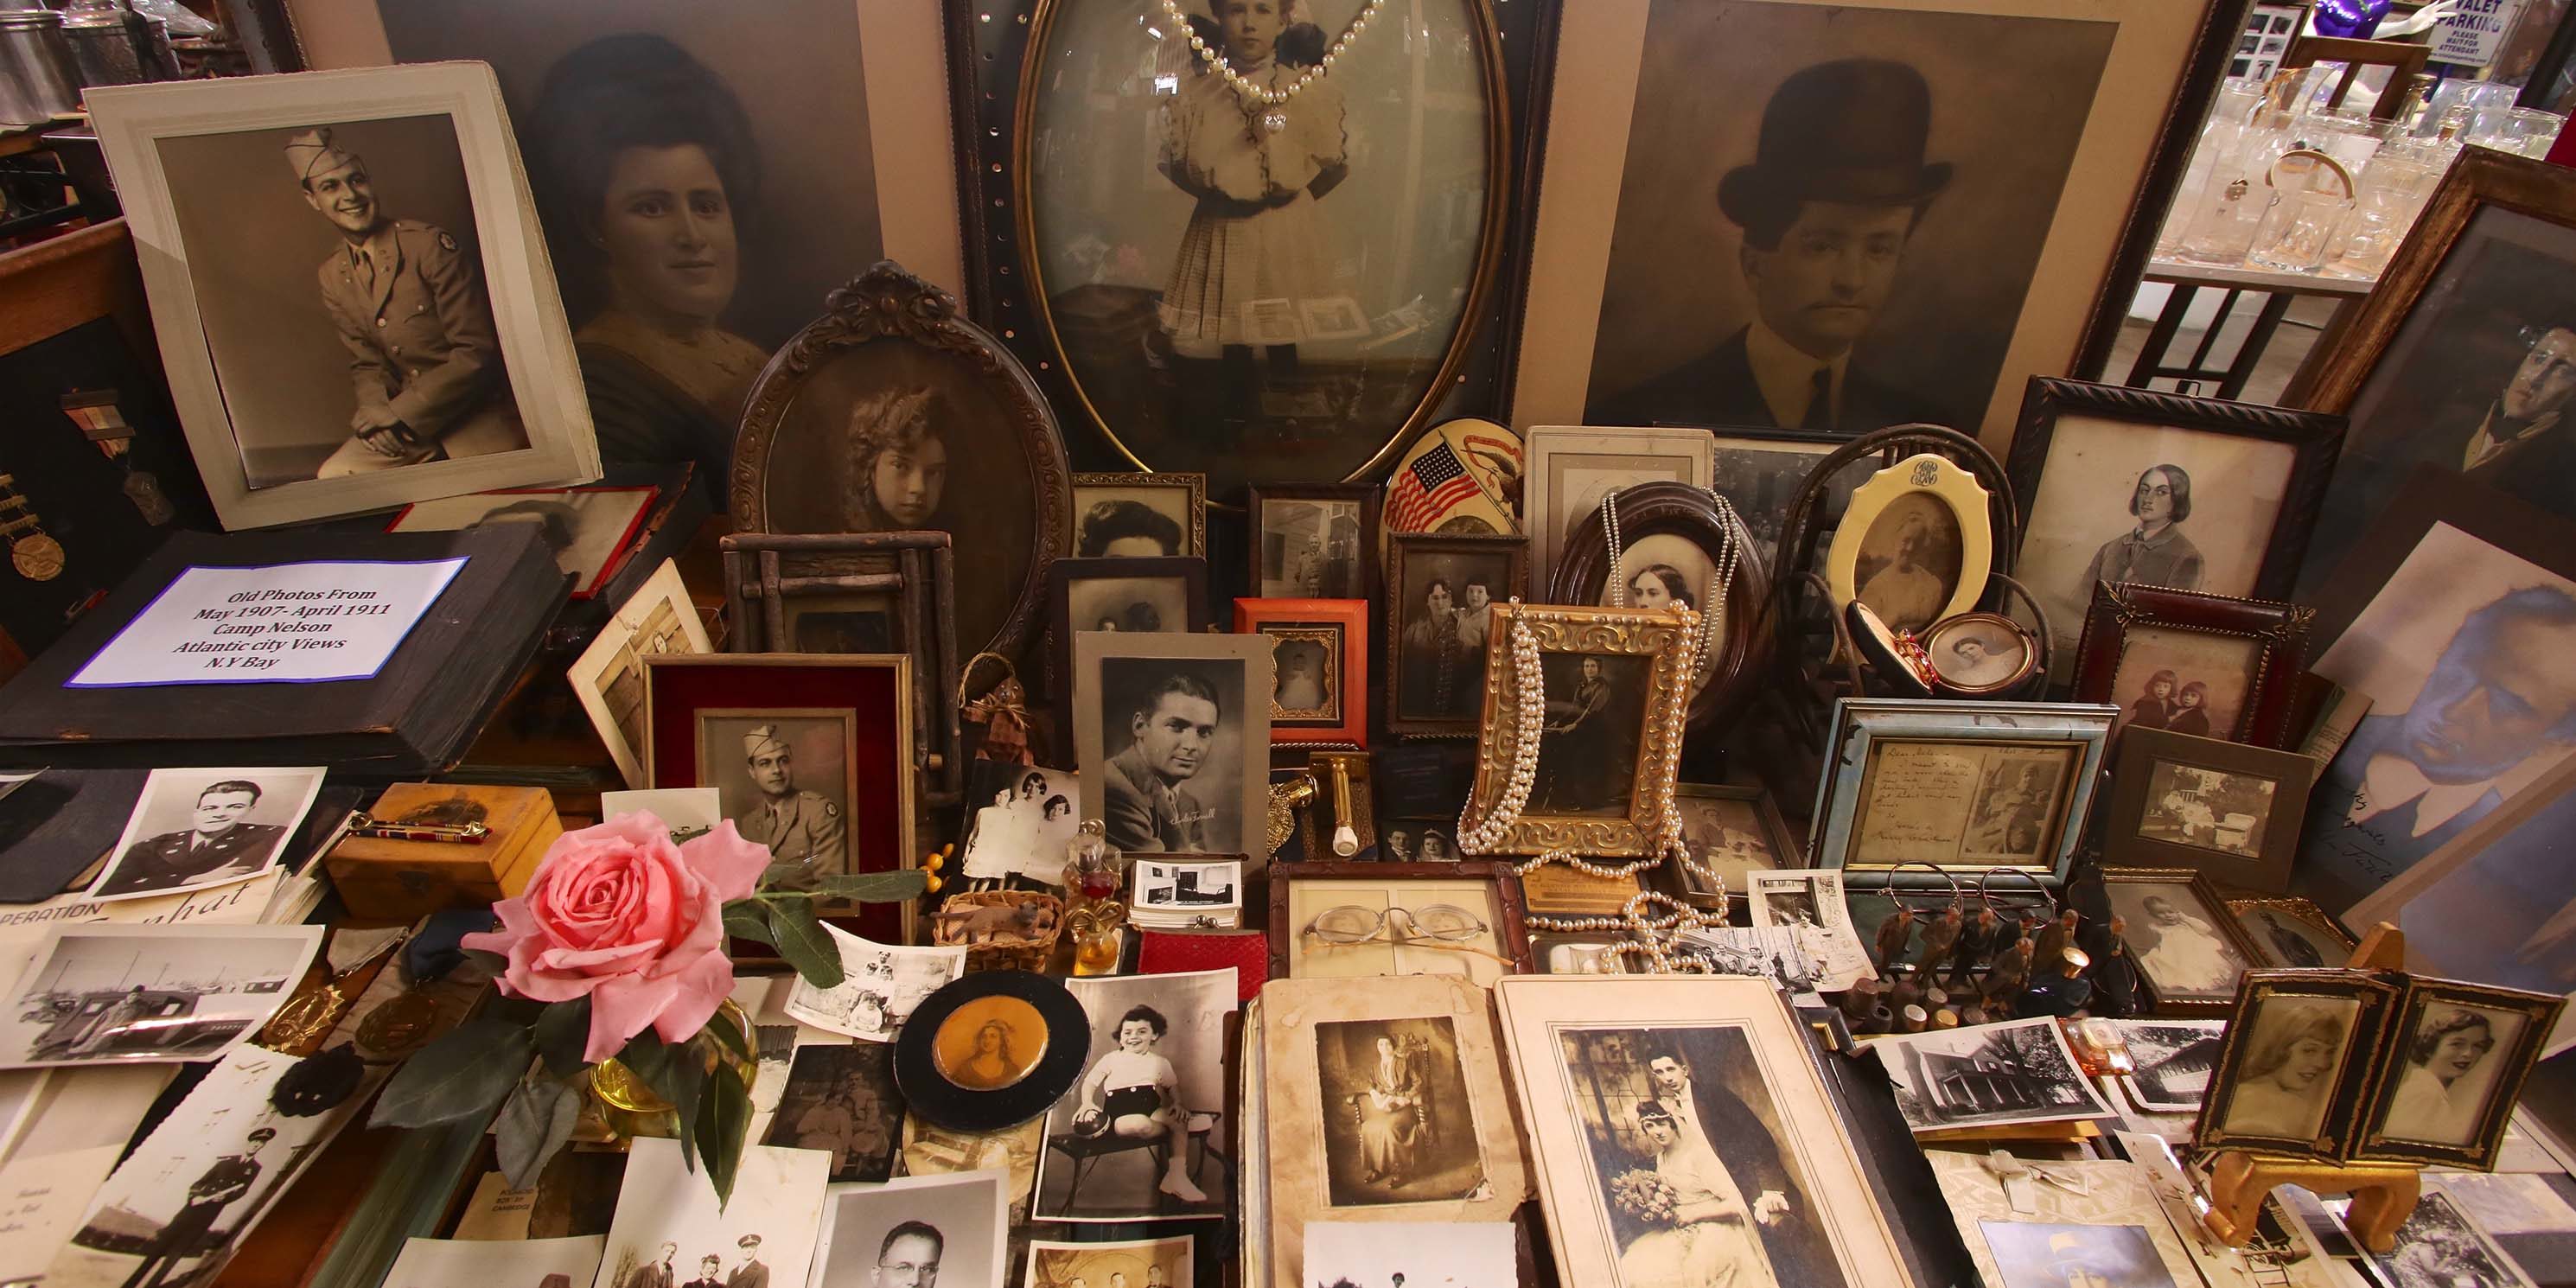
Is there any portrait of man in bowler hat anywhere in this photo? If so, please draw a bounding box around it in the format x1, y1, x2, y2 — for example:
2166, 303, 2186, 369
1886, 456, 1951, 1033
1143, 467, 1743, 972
1596, 59, 1949, 433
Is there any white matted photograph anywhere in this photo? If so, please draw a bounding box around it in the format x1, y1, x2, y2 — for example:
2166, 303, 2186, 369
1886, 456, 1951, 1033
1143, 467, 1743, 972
807, 1171, 1006, 1288
381, 1234, 604, 1288
958, 762, 1080, 886
569, 559, 712, 789
1868, 1017, 2114, 1133
590, 1138, 828, 1288
87, 767, 327, 902
1135, 861, 1242, 911
1023, 1234, 1193, 1288
782, 923, 964, 1043
1036, 968, 1238, 1222
0, 925, 322, 1070
87, 65, 598, 530
386, 485, 652, 597
1074, 632, 1272, 861
1304, 1220, 1517, 1288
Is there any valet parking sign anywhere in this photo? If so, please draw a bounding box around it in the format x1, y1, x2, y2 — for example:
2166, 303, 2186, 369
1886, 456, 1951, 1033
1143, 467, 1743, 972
65, 558, 468, 686
2433, 0, 2527, 67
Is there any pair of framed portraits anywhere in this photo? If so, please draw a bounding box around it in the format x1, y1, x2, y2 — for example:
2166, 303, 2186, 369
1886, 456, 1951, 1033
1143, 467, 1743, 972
2198, 968, 2563, 1171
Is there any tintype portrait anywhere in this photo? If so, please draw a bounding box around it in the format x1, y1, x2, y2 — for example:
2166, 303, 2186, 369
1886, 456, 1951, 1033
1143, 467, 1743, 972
2014, 406, 2314, 657
1313, 1016, 1485, 1206
1077, 634, 1269, 858
695, 712, 853, 875
2105, 880, 2252, 1004
1848, 493, 1962, 632
760, 1043, 906, 1183
1873, 1017, 2110, 1132
1924, 615, 2029, 692
2104, 627, 2260, 741
1017, 0, 1502, 492
2215, 994, 2359, 1145
1580, 12, 2113, 433
1037, 969, 1237, 1221
2307, 523, 2576, 903
387, 484, 652, 596
2303, 205, 2576, 599
1533, 653, 1650, 817
1253, 490, 1373, 600
1266, 628, 1340, 723
1388, 537, 1521, 732
1073, 475, 1203, 558
2139, 762, 2275, 859
91, 767, 325, 902
1556, 1024, 1847, 1286
1980, 1222, 2179, 1288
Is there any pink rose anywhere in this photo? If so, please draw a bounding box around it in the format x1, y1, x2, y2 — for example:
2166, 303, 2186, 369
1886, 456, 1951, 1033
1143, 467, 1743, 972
463, 812, 769, 1062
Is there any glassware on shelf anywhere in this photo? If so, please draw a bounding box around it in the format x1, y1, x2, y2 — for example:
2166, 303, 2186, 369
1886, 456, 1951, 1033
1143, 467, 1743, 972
2173, 115, 2293, 266
2157, 79, 2271, 259
2246, 148, 2356, 274
2323, 141, 2446, 280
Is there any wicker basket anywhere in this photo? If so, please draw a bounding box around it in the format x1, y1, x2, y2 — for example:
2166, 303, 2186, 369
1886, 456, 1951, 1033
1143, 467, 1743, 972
930, 889, 1063, 972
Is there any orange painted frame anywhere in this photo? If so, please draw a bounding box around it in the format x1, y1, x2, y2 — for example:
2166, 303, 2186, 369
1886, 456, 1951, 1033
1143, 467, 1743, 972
1233, 597, 1368, 748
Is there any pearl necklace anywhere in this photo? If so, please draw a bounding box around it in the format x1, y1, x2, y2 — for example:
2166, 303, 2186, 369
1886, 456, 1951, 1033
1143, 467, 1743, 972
1527, 890, 1720, 974
1161, 0, 1387, 130
1600, 485, 1748, 691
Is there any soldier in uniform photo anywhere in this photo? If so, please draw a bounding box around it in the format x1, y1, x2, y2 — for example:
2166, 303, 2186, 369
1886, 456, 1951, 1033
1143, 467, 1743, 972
730, 725, 847, 874
1102, 673, 1221, 853
288, 127, 525, 480
121, 1126, 271, 1288
726, 1234, 768, 1288
1594, 59, 1948, 431
96, 779, 291, 898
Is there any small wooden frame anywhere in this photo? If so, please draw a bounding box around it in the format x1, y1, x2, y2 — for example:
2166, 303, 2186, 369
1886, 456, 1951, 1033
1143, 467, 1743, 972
719, 531, 961, 806
1246, 482, 1382, 605
2102, 727, 2318, 892
1384, 531, 1527, 738
1072, 471, 1208, 558
2072, 583, 2311, 750
1267, 859, 1535, 983
2227, 896, 2360, 970
2098, 866, 2270, 1017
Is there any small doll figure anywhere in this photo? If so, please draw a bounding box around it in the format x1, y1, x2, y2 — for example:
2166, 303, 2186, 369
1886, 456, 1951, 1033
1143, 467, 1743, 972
962, 657, 1033, 766
1872, 906, 1916, 975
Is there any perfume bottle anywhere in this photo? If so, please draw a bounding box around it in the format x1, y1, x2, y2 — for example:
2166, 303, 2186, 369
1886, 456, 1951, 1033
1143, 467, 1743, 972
1061, 819, 1125, 909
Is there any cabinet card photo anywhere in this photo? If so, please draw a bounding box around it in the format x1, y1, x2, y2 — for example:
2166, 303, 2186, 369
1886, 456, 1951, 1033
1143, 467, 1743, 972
88, 65, 600, 530
1033, 969, 1237, 1222
1073, 631, 1271, 862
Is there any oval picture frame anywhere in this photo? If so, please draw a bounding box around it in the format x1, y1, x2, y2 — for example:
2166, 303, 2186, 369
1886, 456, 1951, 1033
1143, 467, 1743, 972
1011, 0, 1513, 492
1922, 611, 2040, 697
1551, 480, 1775, 731
1825, 452, 1993, 633
730, 261, 1074, 663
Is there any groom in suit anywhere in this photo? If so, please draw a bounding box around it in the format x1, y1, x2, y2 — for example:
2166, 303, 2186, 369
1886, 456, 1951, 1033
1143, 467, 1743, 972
1593, 59, 1948, 432
1644, 1046, 1844, 1286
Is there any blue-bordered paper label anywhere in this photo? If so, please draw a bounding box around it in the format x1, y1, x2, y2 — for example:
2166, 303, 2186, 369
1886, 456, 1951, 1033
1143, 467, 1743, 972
65, 558, 469, 687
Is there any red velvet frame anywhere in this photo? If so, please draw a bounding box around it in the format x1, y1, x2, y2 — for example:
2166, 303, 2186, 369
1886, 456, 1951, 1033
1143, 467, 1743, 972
643, 654, 913, 943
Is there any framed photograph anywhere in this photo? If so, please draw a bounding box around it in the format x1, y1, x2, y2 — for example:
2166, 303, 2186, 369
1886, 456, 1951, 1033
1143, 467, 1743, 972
1270, 861, 1536, 987
1046, 555, 1211, 692
807, 1173, 1007, 1288
983, 0, 1514, 496
1247, 483, 1381, 603
2356, 977, 2564, 1170
730, 261, 1072, 666
1071, 630, 1271, 863
2227, 897, 2360, 972
1521, 425, 1716, 593
1385, 532, 1527, 738
1031, 968, 1237, 1222
641, 654, 916, 941
2299, 478, 2576, 913
1458, 603, 1698, 858
1495, 975, 1921, 1288
386, 483, 654, 598
1867, 1015, 2115, 1134
1701, 429, 1870, 572
2099, 868, 2267, 1016
2291, 149, 2576, 599
1072, 472, 1207, 558
0, 925, 322, 1069
1511, 0, 2239, 441
87, 65, 600, 531
87, 767, 328, 902
567, 558, 713, 789
2195, 969, 2399, 1158
1824, 453, 1994, 633
1921, 613, 2039, 696
1808, 698, 2117, 885
2008, 378, 2345, 658
1233, 598, 1368, 747
2071, 583, 2311, 751
1550, 479, 1776, 730
2107, 1018, 2226, 1113
2102, 728, 2318, 893
1666, 782, 1801, 910
592, 1139, 830, 1288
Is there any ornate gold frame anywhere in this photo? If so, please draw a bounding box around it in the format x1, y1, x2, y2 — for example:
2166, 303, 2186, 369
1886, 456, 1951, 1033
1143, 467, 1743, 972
1458, 603, 1694, 858
1825, 452, 1993, 628
1010, 0, 1514, 483
1071, 472, 1209, 558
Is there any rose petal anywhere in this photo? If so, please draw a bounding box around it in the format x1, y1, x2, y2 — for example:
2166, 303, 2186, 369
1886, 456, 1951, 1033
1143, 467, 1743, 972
587, 970, 681, 1062
647, 950, 736, 1048
679, 820, 773, 904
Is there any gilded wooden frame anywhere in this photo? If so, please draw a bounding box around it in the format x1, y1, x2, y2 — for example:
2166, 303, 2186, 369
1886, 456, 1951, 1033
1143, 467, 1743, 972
2226, 896, 2359, 970
1071, 471, 1208, 558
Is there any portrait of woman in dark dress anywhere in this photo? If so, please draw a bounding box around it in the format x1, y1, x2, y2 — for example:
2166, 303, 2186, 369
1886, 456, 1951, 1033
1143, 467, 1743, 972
527, 35, 769, 504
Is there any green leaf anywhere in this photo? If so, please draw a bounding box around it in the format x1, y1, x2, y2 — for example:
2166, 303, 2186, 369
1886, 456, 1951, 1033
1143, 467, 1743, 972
758, 861, 819, 892
764, 898, 844, 988
494, 1074, 580, 1189
721, 901, 776, 947
664, 1043, 711, 1175
615, 1030, 677, 1096
696, 1067, 754, 1210
368, 1017, 532, 1129
531, 998, 593, 1078
808, 870, 929, 903
704, 1007, 755, 1068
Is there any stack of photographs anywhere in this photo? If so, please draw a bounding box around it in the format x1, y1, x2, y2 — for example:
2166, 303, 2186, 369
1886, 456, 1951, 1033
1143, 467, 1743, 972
1132, 859, 1244, 931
